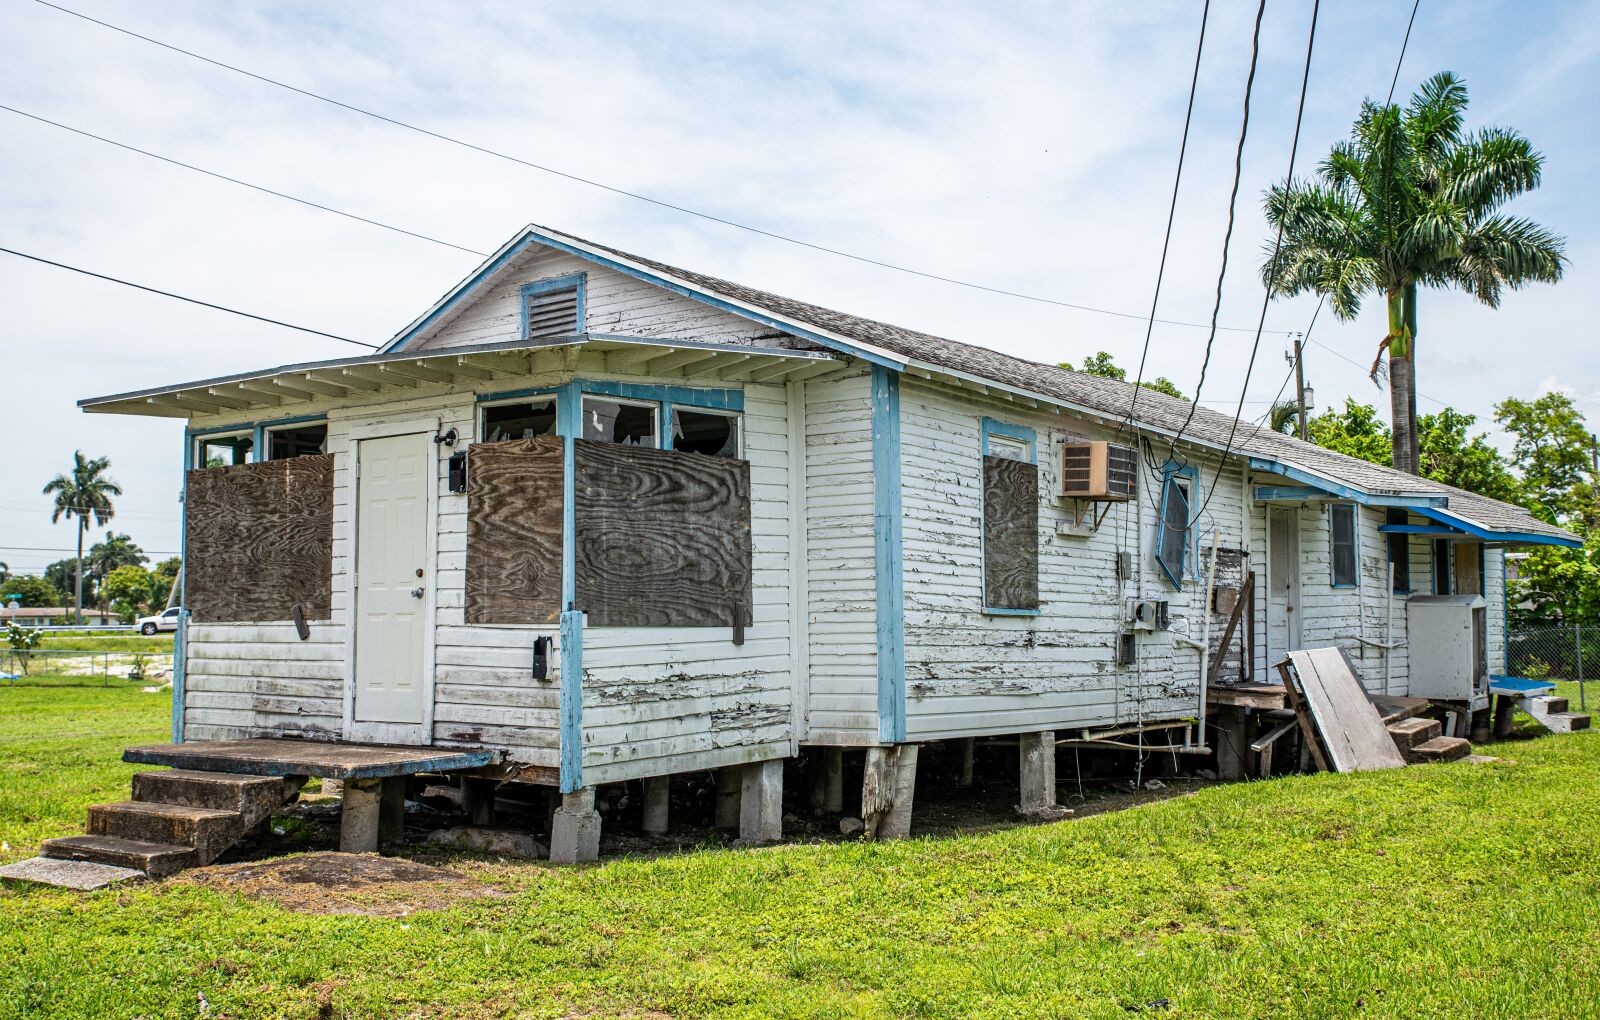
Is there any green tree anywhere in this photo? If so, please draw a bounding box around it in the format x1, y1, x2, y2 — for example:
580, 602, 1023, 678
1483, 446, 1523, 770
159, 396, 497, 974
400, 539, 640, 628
102, 564, 155, 623
1268, 400, 1302, 435
42, 451, 121, 625
86, 532, 146, 612
1308, 399, 1394, 466
1263, 72, 1566, 475
43, 559, 92, 608
1, 574, 66, 609
1416, 408, 1521, 503
1495, 393, 1592, 523
1059, 351, 1186, 399
151, 557, 182, 608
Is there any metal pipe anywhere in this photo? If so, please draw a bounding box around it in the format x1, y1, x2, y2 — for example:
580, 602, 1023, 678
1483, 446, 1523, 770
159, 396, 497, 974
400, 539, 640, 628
1197, 529, 1221, 750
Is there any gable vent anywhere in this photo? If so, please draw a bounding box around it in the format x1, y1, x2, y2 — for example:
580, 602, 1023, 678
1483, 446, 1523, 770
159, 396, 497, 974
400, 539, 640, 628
524, 285, 581, 339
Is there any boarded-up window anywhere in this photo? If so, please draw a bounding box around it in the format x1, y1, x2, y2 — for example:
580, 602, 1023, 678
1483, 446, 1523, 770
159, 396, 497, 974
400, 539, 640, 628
1330, 503, 1357, 587
184, 454, 333, 623
982, 455, 1039, 611
466, 437, 564, 625
575, 439, 752, 627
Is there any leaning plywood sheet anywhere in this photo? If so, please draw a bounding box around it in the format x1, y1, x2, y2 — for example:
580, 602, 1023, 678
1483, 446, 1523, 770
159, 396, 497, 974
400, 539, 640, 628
184, 455, 334, 623
1284, 648, 1407, 772
575, 440, 752, 627
982, 455, 1039, 611
466, 437, 563, 625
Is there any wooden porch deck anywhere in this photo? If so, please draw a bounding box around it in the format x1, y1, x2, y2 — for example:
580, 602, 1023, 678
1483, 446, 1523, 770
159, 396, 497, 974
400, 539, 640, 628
123, 739, 500, 780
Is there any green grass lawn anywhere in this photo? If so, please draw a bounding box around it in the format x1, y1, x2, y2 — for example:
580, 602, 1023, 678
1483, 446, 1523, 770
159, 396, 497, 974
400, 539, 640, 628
37, 629, 176, 653
1, 687, 1597, 1020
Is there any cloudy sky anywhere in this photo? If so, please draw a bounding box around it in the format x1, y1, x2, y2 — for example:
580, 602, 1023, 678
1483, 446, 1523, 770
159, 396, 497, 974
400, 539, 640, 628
1, 0, 1596, 579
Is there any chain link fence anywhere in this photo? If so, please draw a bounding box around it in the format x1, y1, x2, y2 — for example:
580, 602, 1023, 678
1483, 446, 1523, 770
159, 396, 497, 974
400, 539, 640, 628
1505, 620, 1595, 710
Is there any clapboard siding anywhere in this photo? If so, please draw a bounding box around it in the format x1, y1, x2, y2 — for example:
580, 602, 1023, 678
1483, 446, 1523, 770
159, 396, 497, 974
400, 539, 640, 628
803, 371, 881, 744
899, 378, 1249, 740
579, 382, 794, 782
408, 248, 778, 351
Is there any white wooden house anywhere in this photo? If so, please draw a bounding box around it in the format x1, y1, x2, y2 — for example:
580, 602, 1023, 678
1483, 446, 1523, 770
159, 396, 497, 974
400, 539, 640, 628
79, 223, 1578, 860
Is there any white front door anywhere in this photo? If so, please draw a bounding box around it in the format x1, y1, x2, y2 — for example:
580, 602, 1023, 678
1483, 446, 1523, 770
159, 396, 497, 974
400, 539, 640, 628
353, 432, 430, 732
1267, 507, 1302, 659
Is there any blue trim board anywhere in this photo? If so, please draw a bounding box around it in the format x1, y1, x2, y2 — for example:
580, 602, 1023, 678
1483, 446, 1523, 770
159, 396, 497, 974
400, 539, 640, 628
1378, 523, 1461, 535
578, 379, 743, 412
982, 607, 1041, 617
556, 380, 584, 791
1417, 506, 1581, 548
384, 227, 903, 369
980, 417, 1036, 462
1253, 485, 1329, 502
871, 364, 906, 744
476, 385, 562, 404
1245, 457, 1447, 509
520, 273, 587, 340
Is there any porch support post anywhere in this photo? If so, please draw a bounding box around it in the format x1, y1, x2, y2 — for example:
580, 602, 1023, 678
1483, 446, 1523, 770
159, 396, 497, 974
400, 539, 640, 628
957, 737, 976, 788
1215, 708, 1248, 781
1018, 731, 1058, 819
462, 778, 497, 827
738, 759, 784, 844
339, 778, 382, 853
641, 775, 670, 835
862, 744, 918, 840
549, 788, 601, 864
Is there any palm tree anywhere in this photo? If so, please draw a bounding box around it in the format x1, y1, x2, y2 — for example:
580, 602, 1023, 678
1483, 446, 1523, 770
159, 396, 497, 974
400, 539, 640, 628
1268, 400, 1301, 435
87, 533, 147, 612
42, 452, 121, 624
1262, 72, 1565, 474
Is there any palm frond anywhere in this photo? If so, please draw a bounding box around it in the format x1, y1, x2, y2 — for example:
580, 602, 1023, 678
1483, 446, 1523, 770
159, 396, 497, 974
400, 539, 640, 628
1443, 127, 1543, 217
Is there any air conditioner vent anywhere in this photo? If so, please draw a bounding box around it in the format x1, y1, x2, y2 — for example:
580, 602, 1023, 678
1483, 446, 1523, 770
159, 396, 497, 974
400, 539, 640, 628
1059, 441, 1137, 500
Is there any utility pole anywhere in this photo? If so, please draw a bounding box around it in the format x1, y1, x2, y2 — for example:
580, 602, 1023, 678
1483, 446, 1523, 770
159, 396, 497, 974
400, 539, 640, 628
1294, 333, 1309, 441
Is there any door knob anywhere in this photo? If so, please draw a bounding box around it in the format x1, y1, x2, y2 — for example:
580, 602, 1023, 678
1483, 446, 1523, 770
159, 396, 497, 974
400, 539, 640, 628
409, 587, 424, 599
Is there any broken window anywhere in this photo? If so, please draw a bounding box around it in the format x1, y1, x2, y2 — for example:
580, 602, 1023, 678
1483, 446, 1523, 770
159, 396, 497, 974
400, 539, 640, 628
1433, 538, 1452, 594
482, 398, 557, 442
266, 422, 327, 460
196, 432, 253, 469
1385, 508, 1411, 593
672, 408, 741, 458
1155, 467, 1192, 589
1330, 503, 1357, 587
521, 274, 585, 339
583, 396, 657, 447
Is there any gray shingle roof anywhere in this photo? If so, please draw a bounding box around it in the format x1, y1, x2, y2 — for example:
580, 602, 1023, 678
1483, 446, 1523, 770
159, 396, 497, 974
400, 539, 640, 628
566, 228, 1574, 545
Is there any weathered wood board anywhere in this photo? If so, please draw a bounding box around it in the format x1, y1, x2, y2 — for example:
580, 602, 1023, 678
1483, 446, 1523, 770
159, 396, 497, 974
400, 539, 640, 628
575, 439, 752, 627
982, 455, 1039, 611
466, 437, 563, 625
1284, 648, 1407, 772
184, 455, 334, 623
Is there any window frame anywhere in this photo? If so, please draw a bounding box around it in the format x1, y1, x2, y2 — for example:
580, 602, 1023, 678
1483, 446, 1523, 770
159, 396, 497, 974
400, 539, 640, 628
581, 393, 661, 449
979, 418, 1040, 617
261, 418, 329, 461
519, 272, 587, 341
669, 405, 743, 459
1385, 508, 1412, 594
1329, 502, 1358, 589
1432, 538, 1453, 595
1154, 461, 1197, 591
193, 429, 254, 469
478, 393, 559, 444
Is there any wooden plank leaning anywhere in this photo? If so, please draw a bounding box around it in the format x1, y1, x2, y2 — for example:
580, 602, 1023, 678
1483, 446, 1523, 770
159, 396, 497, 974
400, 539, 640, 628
1282, 648, 1408, 772
1275, 658, 1331, 773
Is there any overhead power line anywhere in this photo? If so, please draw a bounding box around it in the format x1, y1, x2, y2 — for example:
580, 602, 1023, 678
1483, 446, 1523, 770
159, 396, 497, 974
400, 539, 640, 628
1387, 0, 1422, 105
31, 0, 1298, 338
0, 246, 377, 347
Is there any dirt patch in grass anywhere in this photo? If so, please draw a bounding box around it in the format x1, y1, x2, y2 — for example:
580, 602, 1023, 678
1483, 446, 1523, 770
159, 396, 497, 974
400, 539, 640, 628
181, 851, 508, 916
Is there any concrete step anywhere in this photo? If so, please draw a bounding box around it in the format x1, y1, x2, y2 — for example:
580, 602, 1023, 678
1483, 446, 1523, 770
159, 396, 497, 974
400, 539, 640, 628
0, 855, 145, 890
85, 801, 242, 863
1406, 736, 1473, 764
132, 769, 296, 824
1386, 717, 1441, 751
41, 834, 197, 877
1525, 696, 1592, 734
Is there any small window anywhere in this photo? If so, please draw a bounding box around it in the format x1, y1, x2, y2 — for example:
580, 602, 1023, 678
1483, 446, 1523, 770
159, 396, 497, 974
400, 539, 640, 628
583, 396, 657, 447
986, 435, 1029, 463
1386, 509, 1411, 593
196, 432, 253, 468
1330, 503, 1357, 587
1155, 470, 1191, 589
672, 408, 741, 458
482, 398, 557, 442
521, 274, 585, 340
266, 422, 327, 460
1432, 538, 1452, 595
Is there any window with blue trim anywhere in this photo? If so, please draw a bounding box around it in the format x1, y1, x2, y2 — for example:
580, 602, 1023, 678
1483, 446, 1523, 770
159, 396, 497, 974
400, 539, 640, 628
482, 396, 557, 442
980, 418, 1039, 614
195, 431, 253, 468
1155, 464, 1195, 589
1330, 503, 1357, 587
1385, 509, 1411, 593
520, 273, 586, 340
264, 422, 327, 459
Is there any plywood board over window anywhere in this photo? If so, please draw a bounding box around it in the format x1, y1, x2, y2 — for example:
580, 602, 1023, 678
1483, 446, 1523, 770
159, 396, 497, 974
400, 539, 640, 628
184, 454, 333, 623
466, 437, 564, 625
983, 455, 1039, 611
575, 439, 753, 627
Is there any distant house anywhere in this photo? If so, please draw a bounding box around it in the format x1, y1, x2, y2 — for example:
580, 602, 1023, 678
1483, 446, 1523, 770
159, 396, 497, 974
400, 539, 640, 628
79, 223, 1577, 858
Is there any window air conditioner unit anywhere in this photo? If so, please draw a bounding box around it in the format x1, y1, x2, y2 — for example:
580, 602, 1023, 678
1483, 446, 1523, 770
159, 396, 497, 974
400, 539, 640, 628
1059, 441, 1137, 501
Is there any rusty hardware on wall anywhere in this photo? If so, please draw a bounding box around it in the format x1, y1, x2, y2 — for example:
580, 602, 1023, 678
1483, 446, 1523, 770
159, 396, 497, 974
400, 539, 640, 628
291, 604, 310, 641
532, 636, 550, 680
